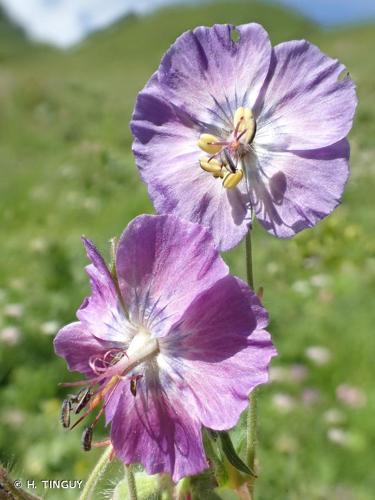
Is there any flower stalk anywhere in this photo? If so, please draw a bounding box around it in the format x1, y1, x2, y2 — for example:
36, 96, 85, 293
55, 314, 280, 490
245, 230, 257, 498
79, 445, 113, 500
125, 465, 138, 500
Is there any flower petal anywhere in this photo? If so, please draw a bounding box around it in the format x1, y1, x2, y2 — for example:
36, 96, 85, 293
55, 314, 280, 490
255, 40, 357, 150
77, 238, 134, 343
159, 277, 276, 430
147, 23, 272, 125
248, 139, 350, 237
110, 366, 207, 482
54, 322, 110, 377
116, 214, 229, 336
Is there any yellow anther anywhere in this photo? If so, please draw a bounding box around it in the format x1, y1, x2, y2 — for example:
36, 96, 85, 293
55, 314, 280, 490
222, 170, 243, 189
199, 158, 222, 175
197, 133, 222, 155
233, 107, 256, 144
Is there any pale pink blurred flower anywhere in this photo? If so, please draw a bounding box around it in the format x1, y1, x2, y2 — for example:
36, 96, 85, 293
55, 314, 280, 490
270, 366, 289, 383
323, 408, 346, 425
336, 384, 367, 408
272, 393, 296, 413
270, 364, 308, 384
327, 428, 350, 446
3, 303, 24, 318
1, 409, 25, 428
302, 388, 321, 406
305, 345, 331, 365
40, 320, 60, 336
291, 280, 311, 296
290, 364, 308, 382
0, 326, 21, 346
310, 274, 330, 288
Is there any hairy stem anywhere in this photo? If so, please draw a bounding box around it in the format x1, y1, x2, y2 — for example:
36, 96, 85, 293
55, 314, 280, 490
125, 465, 138, 500
79, 445, 112, 500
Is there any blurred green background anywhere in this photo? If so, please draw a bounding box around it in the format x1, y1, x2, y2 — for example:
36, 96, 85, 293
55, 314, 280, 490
0, 0, 374, 498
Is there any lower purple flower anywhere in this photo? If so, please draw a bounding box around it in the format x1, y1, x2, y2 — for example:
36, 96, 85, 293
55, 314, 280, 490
54, 215, 276, 481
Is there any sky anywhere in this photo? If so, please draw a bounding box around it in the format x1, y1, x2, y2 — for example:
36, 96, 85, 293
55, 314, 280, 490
0, 0, 192, 48
271, 0, 375, 27
0, 0, 375, 48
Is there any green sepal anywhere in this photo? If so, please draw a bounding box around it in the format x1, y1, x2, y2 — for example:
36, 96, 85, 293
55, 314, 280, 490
218, 432, 256, 478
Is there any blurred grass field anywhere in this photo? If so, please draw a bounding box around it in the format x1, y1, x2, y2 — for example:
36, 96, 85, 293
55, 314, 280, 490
0, 1, 374, 498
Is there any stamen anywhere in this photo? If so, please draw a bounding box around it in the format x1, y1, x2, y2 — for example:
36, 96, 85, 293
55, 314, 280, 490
82, 425, 93, 451
74, 387, 92, 414
92, 439, 112, 448
199, 158, 223, 175
60, 399, 71, 428
197, 133, 222, 155
233, 107, 256, 144
223, 170, 243, 189
70, 376, 120, 430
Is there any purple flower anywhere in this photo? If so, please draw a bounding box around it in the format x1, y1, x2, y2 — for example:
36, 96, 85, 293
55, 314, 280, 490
54, 215, 276, 481
131, 24, 357, 250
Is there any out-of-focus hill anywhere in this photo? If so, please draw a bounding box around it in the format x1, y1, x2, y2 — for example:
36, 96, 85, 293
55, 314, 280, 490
0, 2, 374, 499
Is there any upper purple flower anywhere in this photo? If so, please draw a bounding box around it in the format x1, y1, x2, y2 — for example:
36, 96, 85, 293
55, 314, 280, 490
54, 215, 276, 481
131, 23, 357, 251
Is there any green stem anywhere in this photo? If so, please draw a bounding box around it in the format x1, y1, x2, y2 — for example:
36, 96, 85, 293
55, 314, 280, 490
79, 446, 112, 500
245, 230, 254, 289
245, 230, 257, 499
125, 465, 138, 500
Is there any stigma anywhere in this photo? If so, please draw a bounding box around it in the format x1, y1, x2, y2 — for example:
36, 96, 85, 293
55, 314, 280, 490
197, 107, 255, 189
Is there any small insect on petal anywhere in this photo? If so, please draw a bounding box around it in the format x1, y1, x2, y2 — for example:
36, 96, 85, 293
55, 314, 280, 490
233, 107, 256, 144
223, 170, 243, 189
82, 426, 93, 451
130, 375, 142, 397
198, 134, 222, 155
60, 399, 71, 428
199, 158, 223, 175
130, 379, 137, 397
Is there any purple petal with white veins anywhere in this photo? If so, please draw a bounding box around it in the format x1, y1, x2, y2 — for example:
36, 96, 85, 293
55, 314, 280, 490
248, 139, 350, 237
77, 237, 134, 343
115, 214, 228, 336
255, 40, 357, 150
111, 366, 208, 482
155, 23, 272, 124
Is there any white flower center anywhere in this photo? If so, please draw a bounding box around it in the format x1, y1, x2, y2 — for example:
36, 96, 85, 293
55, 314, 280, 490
127, 327, 159, 365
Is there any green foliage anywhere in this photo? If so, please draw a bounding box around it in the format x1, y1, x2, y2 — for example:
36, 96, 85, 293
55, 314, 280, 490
0, 1, 374, 498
